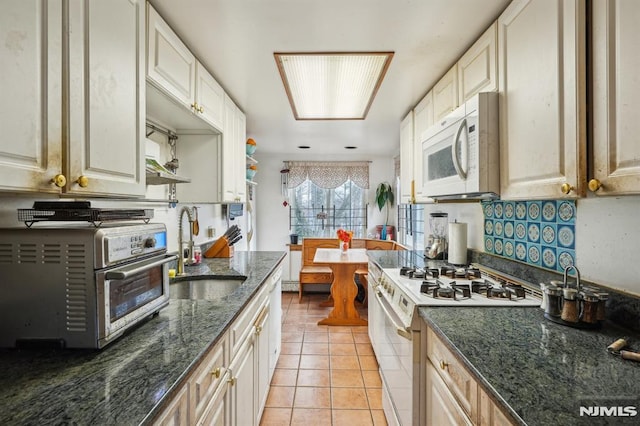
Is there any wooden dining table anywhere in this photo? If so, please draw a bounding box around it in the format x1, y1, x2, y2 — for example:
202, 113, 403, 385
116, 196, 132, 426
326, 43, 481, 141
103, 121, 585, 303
313, 248, 368, 326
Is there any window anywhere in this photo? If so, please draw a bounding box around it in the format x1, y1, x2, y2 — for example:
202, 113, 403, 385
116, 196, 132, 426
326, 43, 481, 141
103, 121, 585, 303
290, 180, 367, 237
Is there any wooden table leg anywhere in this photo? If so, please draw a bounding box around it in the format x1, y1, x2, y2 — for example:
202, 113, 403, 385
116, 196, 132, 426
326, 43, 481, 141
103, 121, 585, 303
318, 263, 367, 326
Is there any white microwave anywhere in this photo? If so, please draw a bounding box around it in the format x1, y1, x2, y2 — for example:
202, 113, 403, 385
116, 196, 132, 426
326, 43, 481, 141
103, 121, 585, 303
421, 92, 499, 200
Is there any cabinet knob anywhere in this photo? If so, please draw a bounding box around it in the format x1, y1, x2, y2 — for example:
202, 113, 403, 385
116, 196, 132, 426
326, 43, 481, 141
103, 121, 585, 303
211, 367, 221, 378
439, 360, 449, 370
588, 179, 602, 192
76, 175, 89, 188
227, 377, 237, 386
198, 105, 204, 113
255, 325, 263, 336
560, 183, 574, 195
51, 174, 67, 188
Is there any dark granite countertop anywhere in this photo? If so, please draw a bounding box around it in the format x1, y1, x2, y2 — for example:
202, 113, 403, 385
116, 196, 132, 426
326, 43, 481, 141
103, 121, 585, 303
420, 307, 640, 426
0, 251, 285, 426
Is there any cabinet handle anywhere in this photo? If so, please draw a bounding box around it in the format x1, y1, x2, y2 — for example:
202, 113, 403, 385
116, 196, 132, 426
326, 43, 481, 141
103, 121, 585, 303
211, 367, 221, 378
560, 183, 574, 195
439, 360, 449, 370
76, 175, 89, 188
227, 377, 237, 386
50, 174, 67, 188
588, 179, 602, 192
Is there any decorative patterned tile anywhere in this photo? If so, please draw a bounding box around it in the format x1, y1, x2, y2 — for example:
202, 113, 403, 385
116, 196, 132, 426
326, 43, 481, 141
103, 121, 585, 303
483, 200, 577, 273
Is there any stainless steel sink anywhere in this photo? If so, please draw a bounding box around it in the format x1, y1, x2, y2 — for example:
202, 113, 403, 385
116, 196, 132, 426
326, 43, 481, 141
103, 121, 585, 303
169, 277, 245, 300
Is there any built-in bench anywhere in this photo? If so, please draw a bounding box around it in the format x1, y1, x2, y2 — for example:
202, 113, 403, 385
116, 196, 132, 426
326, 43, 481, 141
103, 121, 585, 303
298, 237, 406, 301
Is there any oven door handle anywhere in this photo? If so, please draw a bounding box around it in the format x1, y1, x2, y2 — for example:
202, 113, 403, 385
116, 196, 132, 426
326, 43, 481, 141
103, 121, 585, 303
375, 291, 412, 341
105, 255, 178, 280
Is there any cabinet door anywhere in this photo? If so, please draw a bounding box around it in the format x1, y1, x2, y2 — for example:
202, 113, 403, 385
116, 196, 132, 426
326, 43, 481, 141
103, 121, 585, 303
147, 4, 196, 108
399, 111, 414, 203
458, 21, 497, 105
426, 362, 473, 426
479, 387, 515, 426
433, 65, 459, 122
196, 62, 225, 132
498, 0, 586, 199
255, 305, 271, 424
0, 0, 62, 194
154, 384, 190, 426
234, 108, 247, 201
191, 333, 228, 421
591, 0, 640, 195
222, 94, 238, 202
413, 92, 434, 202
67, 0, 145, 197
229, 336, 256, 426
198, 374, 230, 426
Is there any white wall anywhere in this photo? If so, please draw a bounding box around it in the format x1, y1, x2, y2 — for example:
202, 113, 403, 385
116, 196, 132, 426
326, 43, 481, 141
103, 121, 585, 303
254, 153, 396, 252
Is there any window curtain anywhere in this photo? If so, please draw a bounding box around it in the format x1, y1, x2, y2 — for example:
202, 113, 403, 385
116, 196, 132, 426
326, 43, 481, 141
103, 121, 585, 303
285, 161, 370, 189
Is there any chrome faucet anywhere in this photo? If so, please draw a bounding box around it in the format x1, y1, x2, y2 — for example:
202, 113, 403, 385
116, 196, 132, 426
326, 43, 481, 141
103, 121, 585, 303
177, 206, 196, 276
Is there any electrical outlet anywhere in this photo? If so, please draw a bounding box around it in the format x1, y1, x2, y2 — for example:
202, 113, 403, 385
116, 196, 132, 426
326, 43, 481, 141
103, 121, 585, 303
207, 226, 216, 238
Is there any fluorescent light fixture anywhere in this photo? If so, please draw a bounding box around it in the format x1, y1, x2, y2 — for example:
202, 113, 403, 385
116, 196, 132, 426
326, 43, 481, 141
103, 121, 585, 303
274, 52, 394, 120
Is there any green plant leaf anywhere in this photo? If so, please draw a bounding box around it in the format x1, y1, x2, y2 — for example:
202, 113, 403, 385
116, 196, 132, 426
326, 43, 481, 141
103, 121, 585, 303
375, 182, 393, 211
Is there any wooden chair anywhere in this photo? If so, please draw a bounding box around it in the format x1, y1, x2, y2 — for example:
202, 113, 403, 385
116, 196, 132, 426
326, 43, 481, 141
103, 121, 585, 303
299, 238, 339, 301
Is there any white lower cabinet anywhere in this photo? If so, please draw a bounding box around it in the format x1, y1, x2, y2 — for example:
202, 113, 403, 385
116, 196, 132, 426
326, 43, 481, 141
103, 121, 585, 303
423, 325, 514, 426
154, 272, 279, 425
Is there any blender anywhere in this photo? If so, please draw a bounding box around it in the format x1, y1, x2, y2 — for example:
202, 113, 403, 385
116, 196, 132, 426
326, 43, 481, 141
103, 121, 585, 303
426, 212, 448, 259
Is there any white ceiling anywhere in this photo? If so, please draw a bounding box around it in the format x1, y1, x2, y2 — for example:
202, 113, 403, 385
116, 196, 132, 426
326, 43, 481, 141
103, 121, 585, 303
148, 0, 511, 156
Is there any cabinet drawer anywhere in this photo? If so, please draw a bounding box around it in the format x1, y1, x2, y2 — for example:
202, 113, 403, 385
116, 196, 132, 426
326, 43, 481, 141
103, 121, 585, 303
154, 384, 190, 426
426, 327, 478, 420
479, 387, 515, 426
192, 331, 229, 421
230, 284, 268, 354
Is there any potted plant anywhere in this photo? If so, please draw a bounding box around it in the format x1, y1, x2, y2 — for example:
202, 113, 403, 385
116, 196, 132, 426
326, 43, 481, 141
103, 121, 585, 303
375, 182, 395, 240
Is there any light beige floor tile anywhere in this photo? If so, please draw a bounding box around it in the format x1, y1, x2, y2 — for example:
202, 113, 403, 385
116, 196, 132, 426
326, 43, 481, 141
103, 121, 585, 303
358, 355, 379, 370
304, 332, 329, 343
290, 408, 332, 426
332, 387, 369, 409
265, 386, 295, 408
355, 343, 374, 356
330, 343, 357, 356
328, 326, 354, 334
366, 388, 383, 410
330, 369, 365, 387
362, 370, 382, 388
281, 342, 302, 355
293, 387, 331, 408
371, 409, 388, 426
281, 331, 304, 342
332, 409, 374, 425
331, 355, 361, 370
276, 354, 300, 369
329, 333, 355, 344
296, 369, 330, 387
351, 326, 369, 334
299, 354, 330, 370
271, 368, 298, 387
353, 333, 371, 344
301, 342, 329, 355
260, 407, 292, 425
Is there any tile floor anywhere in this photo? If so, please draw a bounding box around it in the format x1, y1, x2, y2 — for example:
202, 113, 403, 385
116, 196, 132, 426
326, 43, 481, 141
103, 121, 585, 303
260, 292, 387, 426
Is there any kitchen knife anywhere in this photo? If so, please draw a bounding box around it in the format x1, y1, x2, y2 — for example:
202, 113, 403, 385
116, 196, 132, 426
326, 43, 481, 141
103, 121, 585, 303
228, 234, 243, 246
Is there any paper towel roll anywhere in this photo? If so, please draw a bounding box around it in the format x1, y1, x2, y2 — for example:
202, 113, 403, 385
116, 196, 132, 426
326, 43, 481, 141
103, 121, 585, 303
448, 222, 468, 265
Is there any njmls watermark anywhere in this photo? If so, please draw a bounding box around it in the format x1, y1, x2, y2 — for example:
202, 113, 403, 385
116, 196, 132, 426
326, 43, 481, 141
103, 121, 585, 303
579, 406, 638, 417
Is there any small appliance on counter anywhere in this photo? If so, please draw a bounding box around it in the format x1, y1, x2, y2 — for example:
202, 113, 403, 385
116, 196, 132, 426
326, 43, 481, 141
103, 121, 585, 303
425, 212, 448, 260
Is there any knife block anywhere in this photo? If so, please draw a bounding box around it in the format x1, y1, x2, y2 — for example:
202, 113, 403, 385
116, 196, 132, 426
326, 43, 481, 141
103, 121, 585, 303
203, 236, 235, 258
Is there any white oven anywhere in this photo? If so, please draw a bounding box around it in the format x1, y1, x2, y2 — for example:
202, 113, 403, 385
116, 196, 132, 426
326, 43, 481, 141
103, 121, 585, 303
421, 92, 499, 199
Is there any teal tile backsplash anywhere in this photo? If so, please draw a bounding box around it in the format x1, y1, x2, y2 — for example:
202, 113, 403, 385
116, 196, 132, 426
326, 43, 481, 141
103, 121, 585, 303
482, 200, 576, 273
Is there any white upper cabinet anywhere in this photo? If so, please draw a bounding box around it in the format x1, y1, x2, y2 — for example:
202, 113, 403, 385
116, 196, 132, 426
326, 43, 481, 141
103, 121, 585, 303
498, 0, 586, 200
433, 65, 459, 122
0, 0, 62, 194
66, 0, 145, 197
412, 92, 434, 202
147, 4, 196, 109
0, 0, 144, 197
146, 4, 223, 133
222, 94, 246, 203
196, 63, 225, 131
457, 22, 498, 105
591, 0, 640, 196
400, 111, 415, 203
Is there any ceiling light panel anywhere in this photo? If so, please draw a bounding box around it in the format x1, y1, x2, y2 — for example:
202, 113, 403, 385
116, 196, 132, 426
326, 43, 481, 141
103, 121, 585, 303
275, 52, 393, 120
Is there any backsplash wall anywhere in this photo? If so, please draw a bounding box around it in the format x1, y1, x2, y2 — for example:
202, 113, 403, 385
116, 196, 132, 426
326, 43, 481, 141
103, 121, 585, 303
482, 200, 576, 273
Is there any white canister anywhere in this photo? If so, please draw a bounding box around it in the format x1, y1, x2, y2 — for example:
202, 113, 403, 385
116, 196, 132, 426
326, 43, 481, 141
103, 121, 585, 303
448, 222, 468, 265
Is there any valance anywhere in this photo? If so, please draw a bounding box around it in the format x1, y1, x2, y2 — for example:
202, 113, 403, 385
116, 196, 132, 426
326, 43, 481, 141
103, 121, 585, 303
285, 161, 370, 189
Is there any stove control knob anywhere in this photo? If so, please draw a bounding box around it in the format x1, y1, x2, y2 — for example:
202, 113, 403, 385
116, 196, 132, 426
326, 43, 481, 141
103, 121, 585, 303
144, 237, 156, 248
